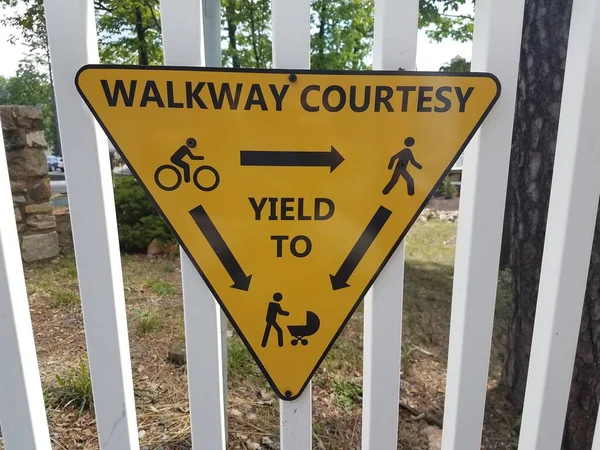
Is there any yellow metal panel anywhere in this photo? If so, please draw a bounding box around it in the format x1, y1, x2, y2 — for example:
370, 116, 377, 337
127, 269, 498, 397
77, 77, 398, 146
76, 66, 500, 400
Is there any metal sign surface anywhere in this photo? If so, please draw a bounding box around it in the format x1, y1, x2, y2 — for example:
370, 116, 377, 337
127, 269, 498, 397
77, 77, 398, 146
76, 66, 500, 400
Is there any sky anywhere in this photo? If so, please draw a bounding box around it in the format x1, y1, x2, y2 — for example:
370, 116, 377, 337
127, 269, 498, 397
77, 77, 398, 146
0, 6, 472, 77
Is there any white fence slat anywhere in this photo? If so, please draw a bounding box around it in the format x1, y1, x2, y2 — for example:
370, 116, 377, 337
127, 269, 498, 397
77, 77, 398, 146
280, 389, 312, 450
199, 0, 229, 424
361, 0, 419, 448
271, 0, 311, 447
441, 0, 525, 448
159, 1, 227, 448
0, 120, 51, 450
271, 0, 311, 70
517, 0, 600, 447
44, 1, 139, 448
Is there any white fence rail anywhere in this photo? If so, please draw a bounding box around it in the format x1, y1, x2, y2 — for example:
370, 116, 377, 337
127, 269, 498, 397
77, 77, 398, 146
0, 0, 599, 449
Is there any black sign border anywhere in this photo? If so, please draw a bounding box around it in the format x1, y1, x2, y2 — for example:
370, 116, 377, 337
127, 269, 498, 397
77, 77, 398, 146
75, 65, 501, 401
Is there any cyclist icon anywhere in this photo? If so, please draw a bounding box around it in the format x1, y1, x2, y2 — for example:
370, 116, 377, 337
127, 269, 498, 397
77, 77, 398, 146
154, 138, 220, 192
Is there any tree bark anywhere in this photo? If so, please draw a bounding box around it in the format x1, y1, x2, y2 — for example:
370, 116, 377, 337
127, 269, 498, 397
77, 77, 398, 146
224, 0, 241, 68
134, 7, 149, 66
503, 0, 572, 411
503, 0, 600, 448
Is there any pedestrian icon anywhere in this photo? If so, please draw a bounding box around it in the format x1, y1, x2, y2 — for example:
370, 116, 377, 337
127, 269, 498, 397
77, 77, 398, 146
154, 137, 220, 192
261, 292, 290, 348
382, 137, 422, 196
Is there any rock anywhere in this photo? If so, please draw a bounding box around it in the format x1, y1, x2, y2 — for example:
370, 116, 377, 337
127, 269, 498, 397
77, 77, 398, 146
17, 223, 26, 233
21, 232, 59, 262
25, 131, 47, 148
25, 202, 53, 214
12, 195, 26, 204
245, 440, 260, 450
3, 130, 26, 151
247, 413, 257, 421
261, 436, 274, 448
229, 408, 243, 418
14, 106, 43, 129
167, 342, 186, 365
420, 426, 442, 450
0, 107, 17, 131
29, 179, 51, 201
138, 430, 146, 439
14, 207, 22, 222
6, 148, 48, 178
10, 180, 27, 194
26, 214, 56, 230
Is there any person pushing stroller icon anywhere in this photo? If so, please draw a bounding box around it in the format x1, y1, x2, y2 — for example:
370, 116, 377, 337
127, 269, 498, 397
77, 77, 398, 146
382, 137, 422, 196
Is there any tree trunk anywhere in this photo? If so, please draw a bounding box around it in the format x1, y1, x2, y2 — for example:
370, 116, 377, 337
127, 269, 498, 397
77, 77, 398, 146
503, 0, 572, 411
134, 7, 149, 66
503, 0, 600, 448
224, 0, 241, 68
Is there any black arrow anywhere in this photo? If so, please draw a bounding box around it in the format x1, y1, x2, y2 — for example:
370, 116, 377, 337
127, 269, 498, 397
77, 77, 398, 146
189, 205, 252, 291
330, 206, 392, 290
240, 146, 344, 172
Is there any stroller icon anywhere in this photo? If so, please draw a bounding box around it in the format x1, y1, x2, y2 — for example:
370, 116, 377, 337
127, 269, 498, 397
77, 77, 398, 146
287, 311, 320, 346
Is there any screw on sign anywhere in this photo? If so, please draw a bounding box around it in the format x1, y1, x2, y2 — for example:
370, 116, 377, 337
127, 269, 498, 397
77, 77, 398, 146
76, 66, 500, 400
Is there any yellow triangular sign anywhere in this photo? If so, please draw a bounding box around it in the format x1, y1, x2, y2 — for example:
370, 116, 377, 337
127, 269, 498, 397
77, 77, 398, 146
76, 66, 500, 400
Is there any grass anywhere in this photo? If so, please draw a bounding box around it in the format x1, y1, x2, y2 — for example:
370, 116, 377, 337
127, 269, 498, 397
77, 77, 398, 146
144, 277, 176, 296
228, 336, 258, 379
332, 379, 362, 410
50, 288, 80, 308
48, 357, 93, 413
135, 308, 162, 333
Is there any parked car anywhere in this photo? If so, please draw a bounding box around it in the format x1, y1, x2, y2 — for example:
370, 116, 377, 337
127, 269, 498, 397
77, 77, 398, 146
47, 154, 64, 172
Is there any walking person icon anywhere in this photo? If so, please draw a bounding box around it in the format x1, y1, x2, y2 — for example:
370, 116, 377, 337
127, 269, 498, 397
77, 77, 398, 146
261, 292, 290, 348
382, 137, 423, 196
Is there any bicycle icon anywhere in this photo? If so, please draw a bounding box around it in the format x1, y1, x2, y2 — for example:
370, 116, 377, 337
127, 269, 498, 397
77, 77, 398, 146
154, 138, 220, 192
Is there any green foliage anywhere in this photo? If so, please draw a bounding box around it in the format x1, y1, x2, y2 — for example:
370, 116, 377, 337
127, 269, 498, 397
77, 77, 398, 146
0, 59, 58, 153
51, 289, 80, 309
332, 379, 362, 409
144, 277, 176, 296
441, 176, 457, 199
311, 0, 374, 70
95, 0, 163, 65
113, 176, 173, 253
50, 357, 94, 413
419, 0, 474, 42
228, 336, 258, 378
222, 0, 272, 68
135, 308, 162, 333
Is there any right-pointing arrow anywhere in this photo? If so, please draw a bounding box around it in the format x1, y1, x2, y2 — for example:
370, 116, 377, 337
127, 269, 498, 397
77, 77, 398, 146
240, 146, 344, 172
190, 204, 252, 291
330, 206, 392, 290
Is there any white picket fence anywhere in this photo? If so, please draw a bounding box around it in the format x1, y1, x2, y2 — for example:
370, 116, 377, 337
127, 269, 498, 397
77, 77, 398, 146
1, 0, 600, 448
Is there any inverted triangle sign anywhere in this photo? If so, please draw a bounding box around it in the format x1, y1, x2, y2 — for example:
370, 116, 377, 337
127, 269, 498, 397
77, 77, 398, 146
76, 66, 500, 400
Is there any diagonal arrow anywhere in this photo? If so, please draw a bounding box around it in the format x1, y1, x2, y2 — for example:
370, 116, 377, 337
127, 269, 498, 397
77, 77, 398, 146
240, 146, 344, 172
330, 206, 392, 290
189, 204, 252, 291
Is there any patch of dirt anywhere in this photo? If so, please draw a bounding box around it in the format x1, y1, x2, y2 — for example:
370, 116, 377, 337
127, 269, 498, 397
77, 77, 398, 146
425, 195, 460, 212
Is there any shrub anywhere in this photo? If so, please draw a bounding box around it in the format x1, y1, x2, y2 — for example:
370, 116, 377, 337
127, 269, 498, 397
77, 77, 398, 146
440, 176, 457, 199
113, 176, 174, 252
135, 308, 162, 334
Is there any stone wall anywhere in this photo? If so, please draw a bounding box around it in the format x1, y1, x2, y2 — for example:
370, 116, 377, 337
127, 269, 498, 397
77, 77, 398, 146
1, 106, 59, 262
